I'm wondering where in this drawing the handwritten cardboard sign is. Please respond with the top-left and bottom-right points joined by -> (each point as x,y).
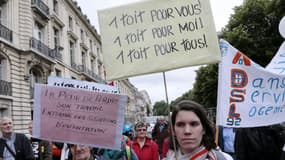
48,76 -> 120,94
98,0 -> 220,80
217,40 -> 285,127
33,84 -> 127,150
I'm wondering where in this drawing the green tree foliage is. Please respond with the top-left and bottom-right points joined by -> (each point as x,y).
170,65 -> 218,110
190,64 -> 218,109
146,103 -> 151,116
221,0 -> 285,66
173,0 -> 285,110
170,90 -> 193,109
152,100 -> 169,116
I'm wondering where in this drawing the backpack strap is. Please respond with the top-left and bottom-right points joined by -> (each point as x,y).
0,139 -> 16,158
4,141 -> 16,158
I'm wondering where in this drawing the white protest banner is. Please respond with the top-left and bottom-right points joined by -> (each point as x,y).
33,84 -> 127,150
266,42 -> 285,74
279,16 -> 285,38
217,40 -> 285,127
98,0 -> 221,80
48,76 -> 120,94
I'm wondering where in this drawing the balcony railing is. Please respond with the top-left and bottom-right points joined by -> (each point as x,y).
78,65 -> 104,82
0,80 -> 12,96
71,62 -> 80,72
30,38 -> 57,60
0,23 -> 12,42
50,46 -> 63,61
31,0 -> 50,19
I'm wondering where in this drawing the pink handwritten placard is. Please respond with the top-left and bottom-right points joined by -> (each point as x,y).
33,84 -> 127,150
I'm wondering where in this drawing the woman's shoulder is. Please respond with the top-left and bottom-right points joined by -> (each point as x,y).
164,149 -> 229,160
163,149 -> 175,160
212,149 -> 230,160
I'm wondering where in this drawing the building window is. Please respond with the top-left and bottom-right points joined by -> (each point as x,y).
0,55 -> 7,81
91,58 -> 95,72
98,63 -> 102,76
53,27 -> 60,47
30,68 -> 42,98
97,47 -> 100,57
55,69 -> 61,77
30,69 -> 41,85
80,29 -> 84,42
0,3 -> 7,25
89,40 -> 93,52
0,103 -> 10,119
34,21 -> 44,42
69,16 -> 73,31
53,0 -> 58,14
70,41 -> 75,64
82,52 -> 86,68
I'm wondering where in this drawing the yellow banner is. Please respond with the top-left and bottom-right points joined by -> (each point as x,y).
98,0 -> 221,80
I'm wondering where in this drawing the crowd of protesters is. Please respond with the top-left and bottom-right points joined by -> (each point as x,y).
0,99 -> 284,160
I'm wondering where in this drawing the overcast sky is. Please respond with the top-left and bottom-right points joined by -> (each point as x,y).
76,0 -> 244,104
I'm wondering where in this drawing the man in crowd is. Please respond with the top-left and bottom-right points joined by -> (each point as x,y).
218,126 -> 236,160
151,116 -> 169,158
67,144 -> 93,160
235,125 -> 284,160
28,121 -> 52,160
0,116 -> 34,159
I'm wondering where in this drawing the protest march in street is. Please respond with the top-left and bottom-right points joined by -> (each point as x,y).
0,0 -> 284,160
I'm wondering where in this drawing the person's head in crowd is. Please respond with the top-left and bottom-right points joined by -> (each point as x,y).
68,144 -> 93,160
0,116 -> 13,138
123,124 -> 134,139
134,122 -> 148,139
158,116 -> 165,125
170,100 -> 216,154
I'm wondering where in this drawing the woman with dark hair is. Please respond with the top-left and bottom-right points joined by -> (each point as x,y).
165,100 -> 226,160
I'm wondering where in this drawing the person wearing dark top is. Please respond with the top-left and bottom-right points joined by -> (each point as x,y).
0,117 -> 34,160
28,121 -> 52,160
151,117 -> 169,158
235,125 -> 284,160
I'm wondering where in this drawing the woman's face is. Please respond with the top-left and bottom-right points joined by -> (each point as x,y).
135,126 -> 147,138
70,145 -> 91,160
174,110 -> 205,154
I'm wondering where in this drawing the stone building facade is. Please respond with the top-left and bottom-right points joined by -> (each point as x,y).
0,0 -> 150,133
0,0 -> 105,133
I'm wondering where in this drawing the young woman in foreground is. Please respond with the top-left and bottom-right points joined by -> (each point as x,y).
165,100 -> 226,160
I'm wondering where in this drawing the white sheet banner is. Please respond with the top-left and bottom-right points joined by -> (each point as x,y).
217,40 -> 285,127
266,41 -> 285,74
48,77 -> 119,94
